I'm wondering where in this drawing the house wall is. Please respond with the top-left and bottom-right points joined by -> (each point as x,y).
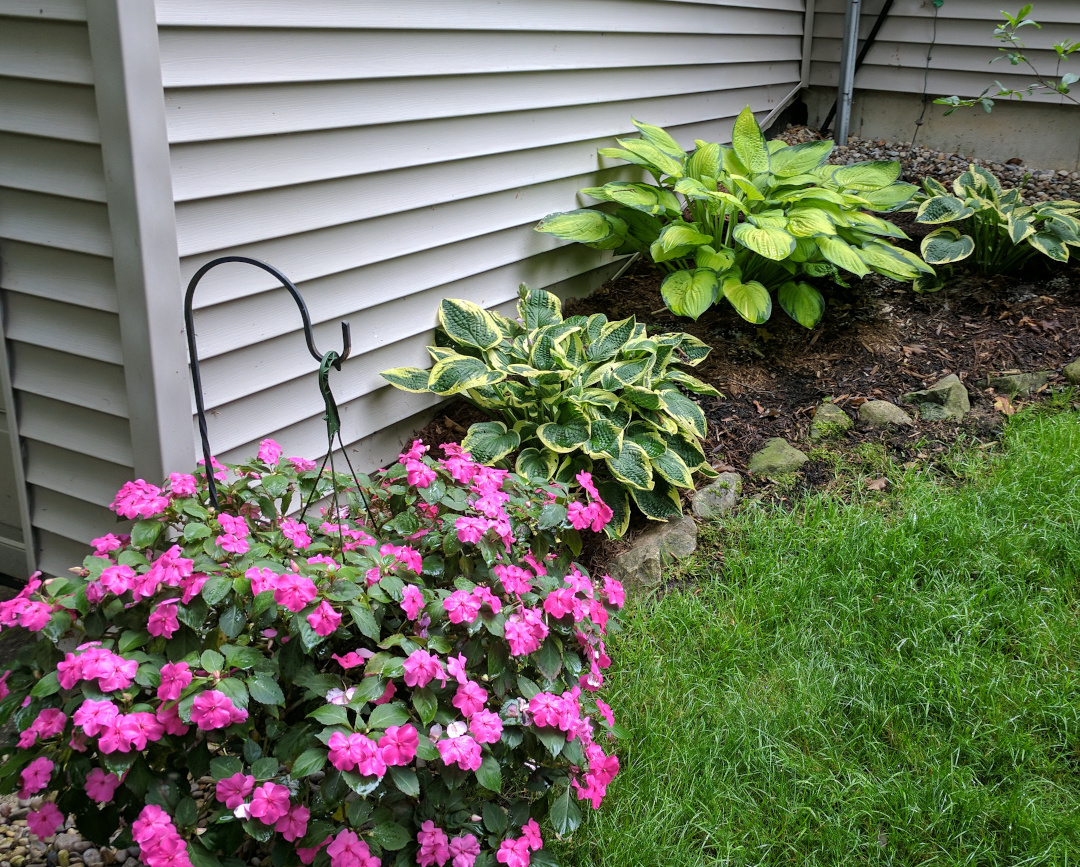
153,0 -> 808,470
806,0 -> 1080,170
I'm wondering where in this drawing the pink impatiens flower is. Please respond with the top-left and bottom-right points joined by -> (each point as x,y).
157,661 -> 193,701
496,837 -> 531,867
436,734 -> 482,772
327,830 -> 380,867
417,820 -> 450,867
306,600 -> 341,636
378,724 -> 419,766
274,803 -> 309,842
85,768 -> 123,803
215,773 -> 255,809
19,756 -> 53,798
248,782 -> 291,825
281,518 -> 312,549
273,574 -> 318,613
449,834 -> 481,867
258,438 -> 283,465
402,584 -> 425,620
190,690 -> 247,731
26,803 -> 63,840
403,649 -> 444,689
169,473 -> 197,497
110,479 -> 169,519
468,709 -> 503,745
147,599 -> 180,638
452,681 -> 488,718
443,590 -> 481,625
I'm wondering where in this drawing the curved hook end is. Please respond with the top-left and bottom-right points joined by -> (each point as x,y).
336,322 -> 352,369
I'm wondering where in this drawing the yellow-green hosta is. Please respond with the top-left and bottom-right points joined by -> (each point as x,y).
381,287 -> 721,533
535,108 -> 930,328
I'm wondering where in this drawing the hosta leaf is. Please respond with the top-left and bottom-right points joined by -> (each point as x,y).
657,388 -> 707,439
596,480 -> 630,539
662,369 -> 721,397
614,207 -> 664,252
728,174 -> 765,201
686,140 -> 720,182
859,182 -> 919,212
518,287 -> 562,330
461,422 -> 520,464
769,140 -> 833,176
554,453 -> 594,487
661,431 -> 708,470
515,448 -> 558,481
626,426 -> 667,459
816,235 -> 871,277
845,211 -> 908,239
673,333 -> 711,366
612,137 -> 685,177
785,208 -> 837,238
653,448 -> 694,488
603,358 -> 652,389
428,355 -> 505,395
632,117 -> 686,158
922,177 -> 950,196
379,366 -> 431,393
721,276 -> 772,324
576,388 -> 620,410
602,182 -> 681,216
586,316 -> 637,362
777,281 -> 825,329
621,386 -> 663,411
661,268 -> 719,320
831,160 -> 901,191
536,422 -> 590,454
694,245 -> 735,271
916,195 -> 975,224
731,106 -> 770,173
855,244 -> 920,281
584,418 -> 622,459
912,272 -> 945,294
732,224 -> 796,261
535,209 -> 627,249
630,478 -> 683,521
920,227 -> 975,265
654,222 -> 713,254
606,440 -> 654,491
438,299 -> 502,350
1028,232 -> 1070,261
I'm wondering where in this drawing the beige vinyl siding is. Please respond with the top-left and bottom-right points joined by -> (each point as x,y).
0,4 -> 133,575
810,0 -> 1080,105
157,0 -> 806,466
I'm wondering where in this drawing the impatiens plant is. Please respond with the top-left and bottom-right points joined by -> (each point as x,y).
901,164 -> 1080,289
380,286 -> 720,531
535,109 -> 931,327
0,438 -> 624,867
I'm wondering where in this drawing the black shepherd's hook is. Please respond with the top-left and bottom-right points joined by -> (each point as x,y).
183,255 -> 352,508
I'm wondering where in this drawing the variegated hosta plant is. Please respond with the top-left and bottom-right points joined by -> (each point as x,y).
535,108 -> 931,328
381,286 -> 720,533
901,164 -> 1080,291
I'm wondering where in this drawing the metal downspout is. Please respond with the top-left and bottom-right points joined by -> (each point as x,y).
837,0 -> 861,143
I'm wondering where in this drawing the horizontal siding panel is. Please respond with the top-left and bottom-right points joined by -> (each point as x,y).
0,133 -> 106,201
4,293 -> 124,365
10,344 -> 129,417
159,29 -> 799,87
25,441 -> 132,509
19,394 -> 134,467
156,1 -> 803,33
165,61 -> 797,143
37,529 -> 96,577
2,0 -> 86,21
0,77 -> 99,143
193,243 -> 610,396
0,16 -> 93,84
0,188 -> 112,256
31,489 -> 121,550
0,242 -> 118,312
170,70 -> 799,199
814,11 -> 1069,50
813,0 -> 1080,25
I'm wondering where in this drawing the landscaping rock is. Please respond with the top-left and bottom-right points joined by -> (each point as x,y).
902,374 -> 970,421
748,438 -> 809,476
692,472 -> 742,519
605,515 -> 698,593
809,402 -> 853,442
1065,359 -> 1080,384
986,370 -> 1051,397
858,400 -> 914,428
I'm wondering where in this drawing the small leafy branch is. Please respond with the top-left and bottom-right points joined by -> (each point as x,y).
936,5 -> 1079,114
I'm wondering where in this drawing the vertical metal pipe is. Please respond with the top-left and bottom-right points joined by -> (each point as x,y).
837,0 -> 862,143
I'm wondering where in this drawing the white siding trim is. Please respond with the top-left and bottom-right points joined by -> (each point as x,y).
86,0 -> 195,481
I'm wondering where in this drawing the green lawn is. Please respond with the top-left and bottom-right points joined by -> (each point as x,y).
555,404 -> 1080,866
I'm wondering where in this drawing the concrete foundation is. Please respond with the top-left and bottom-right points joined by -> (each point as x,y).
804,87 -> 1080,172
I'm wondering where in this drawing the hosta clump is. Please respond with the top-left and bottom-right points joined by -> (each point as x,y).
0,439 -> 623,867
901,164 -> 1080,289
536,108 -> 931,328
380,286 -> 720,532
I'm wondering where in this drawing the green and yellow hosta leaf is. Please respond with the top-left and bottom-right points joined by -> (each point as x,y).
461,422 -> 520,464
816,236 -> 871,277
780,188 -> 849,207
785,208 -> 837,238
661,431 -> 708,471
428,355 -> 506,395
920,226 -> 975,265
777,281 -> 825,329
916,196 -> 975,224
631,118 -> 686,159
844,211 -> 908,239
661,268 -> 719,321
586,316 -> 637,362
584,419 -> 623,460
672,334 -> 711,366
662,369 -> 722,397
859,182 -> 919,212
732,106 -> 770,173
607,137 -> 684,178
626,424 -> 667,459
922,177 -> 950,197
831,160 -> 902,191
379,366 -> 431,393
575,388 -> 620,411
912,272 -> 945,294
630,478 -> 682,521
537,421 -> 590,454
728,175 -> 765,202
686,141 -> 720,182
621,386 -> 663,411
535,209 -> 627,249
788,236 -> 820,263
554,453 -> 594,487
614,208 -> 664,253
653,222 -> 714,256
657,387 -> 708,440
722,275 -> 772,325
653,448 -> 694,488
603,358 -> 653,389
602,182 -> 682,217
439,299 -> 503,350
1028,232 -> 1070,262
606,440 -> 654,491
518,287 -> 562,330
515,447 -> 558,481
596,480 -> 631,539
855,244 -> 918,281
694,245 -> 736,271
732,223 -> 796,261
769,140 -> 834,176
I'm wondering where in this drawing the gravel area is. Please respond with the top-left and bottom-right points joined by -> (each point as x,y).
0,797 -> 130,867
776,125 -> 1080,202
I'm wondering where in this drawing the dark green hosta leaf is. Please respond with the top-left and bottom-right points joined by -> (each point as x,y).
777,281 -> 825,329
916,195 -> 975,224
662,369 -> 721,397
438,298 -> 502,350
380,365 -> 433,393
614,207 -> 663,253
657,388 -> 707,440
606,440 -> 653,491
631,477 -> 683,521
721,276 -> 772,324
535,209 -> 627,250
536,422 -> 589,454
1028,232 -> 1070,262
461,422 -> 520,464
653,448 -> 694,488
515,447 -> 558,481
596,480 -> 630,539
921,227 -> 975,265
584,418 -> 622,459
620,386 -> 662,411
661,268 -> 718,320
428,355 -> 505,396
518,286 -> 562,330
604,358 -> 652,389
585,316 -> 637,362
